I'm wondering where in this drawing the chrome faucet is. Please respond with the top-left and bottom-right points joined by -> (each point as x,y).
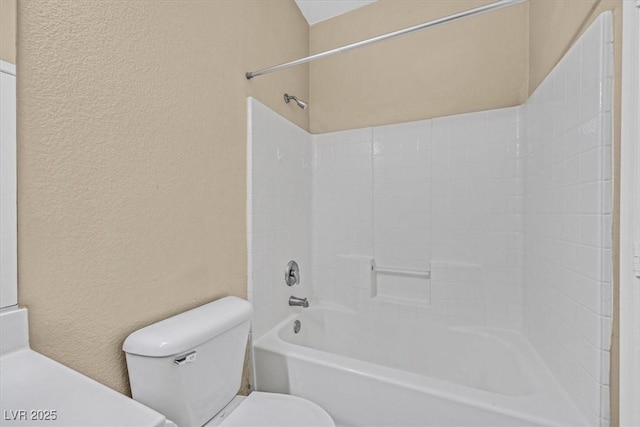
289,296 -> 309,308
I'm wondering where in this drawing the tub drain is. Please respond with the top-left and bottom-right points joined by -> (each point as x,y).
293,320 -> 301,334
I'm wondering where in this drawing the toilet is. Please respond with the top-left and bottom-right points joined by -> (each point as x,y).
123,296 -> 335,427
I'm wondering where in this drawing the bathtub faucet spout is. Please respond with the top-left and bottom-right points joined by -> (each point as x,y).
289,296 -> 309,308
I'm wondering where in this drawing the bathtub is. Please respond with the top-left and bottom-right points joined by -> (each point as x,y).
252,305 -> 587,426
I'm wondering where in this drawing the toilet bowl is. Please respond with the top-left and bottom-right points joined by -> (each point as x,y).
123,296 -> 334,427
206,392 -> 334,426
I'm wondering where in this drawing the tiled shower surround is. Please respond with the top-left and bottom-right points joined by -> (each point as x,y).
248,13 -> 612,426
247,100 -> 312,338
523,16 -> 613,425
312,107 -> 523,328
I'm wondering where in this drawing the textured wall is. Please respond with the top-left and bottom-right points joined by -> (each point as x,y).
16,0 -> 308,395
0,0 -> 16,63
308,0 -> 529,133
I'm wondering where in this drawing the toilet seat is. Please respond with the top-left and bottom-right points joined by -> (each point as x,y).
213,392 -> 335,427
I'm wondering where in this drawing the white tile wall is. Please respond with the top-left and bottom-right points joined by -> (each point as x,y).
247,98 -> 313,339
312,107 -> 523,329
431,107 -> 524,328
312,128 -> 373,305
523,13 -> 613,426
373,120 -> 432,272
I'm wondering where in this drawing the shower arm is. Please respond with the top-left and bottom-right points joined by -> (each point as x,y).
245,0 -> 526,80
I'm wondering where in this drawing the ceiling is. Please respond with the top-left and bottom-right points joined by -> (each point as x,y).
294,0 -> 377,26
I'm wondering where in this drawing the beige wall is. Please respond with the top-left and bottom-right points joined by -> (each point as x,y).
0,0 -> 16,63
16,0 -> 308,395
309,0 -> 529,134
529,1 -> 622,425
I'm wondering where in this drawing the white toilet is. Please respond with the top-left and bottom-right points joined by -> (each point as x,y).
123,296 -> 335,427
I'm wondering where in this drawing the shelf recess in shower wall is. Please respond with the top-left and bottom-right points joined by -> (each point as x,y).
371,264 -> 431,307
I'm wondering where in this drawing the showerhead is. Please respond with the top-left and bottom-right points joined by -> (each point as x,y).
284,93 -> 308,110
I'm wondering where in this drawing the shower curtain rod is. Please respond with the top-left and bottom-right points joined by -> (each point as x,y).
245,0 -> 526,80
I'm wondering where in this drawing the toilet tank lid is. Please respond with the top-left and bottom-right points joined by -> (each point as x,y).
123,296 -> 253,357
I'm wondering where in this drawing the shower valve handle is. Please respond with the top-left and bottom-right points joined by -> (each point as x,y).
285,260 -> 300,286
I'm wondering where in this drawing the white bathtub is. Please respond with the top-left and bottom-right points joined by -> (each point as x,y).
252,306 -> 587,426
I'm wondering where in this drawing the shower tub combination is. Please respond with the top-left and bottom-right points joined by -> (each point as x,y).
247,1 -> 612,425
252,306 -> 586,426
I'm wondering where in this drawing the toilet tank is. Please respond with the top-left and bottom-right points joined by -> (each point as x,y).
123,296 -> 253,427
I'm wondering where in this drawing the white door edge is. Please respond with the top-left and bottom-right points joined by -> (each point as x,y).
619,1 -> 640,425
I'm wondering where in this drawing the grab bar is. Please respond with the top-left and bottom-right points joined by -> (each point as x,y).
372,265 -> 431,278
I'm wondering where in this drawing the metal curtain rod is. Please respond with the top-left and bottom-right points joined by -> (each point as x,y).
245,0 -> 526,80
